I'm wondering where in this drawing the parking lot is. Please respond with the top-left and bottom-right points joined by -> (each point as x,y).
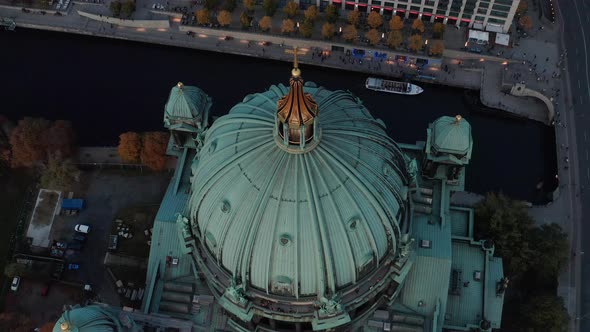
12,169 -> 170,324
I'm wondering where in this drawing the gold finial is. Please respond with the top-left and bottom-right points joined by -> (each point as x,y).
60,322 -> 71,332
454,115 -> 462,123
177,82 -> 184,89
291,46 -> 301,78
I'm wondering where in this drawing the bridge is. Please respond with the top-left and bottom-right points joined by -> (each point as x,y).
0,17 -> 16,31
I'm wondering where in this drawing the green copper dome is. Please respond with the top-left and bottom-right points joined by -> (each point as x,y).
53,305 -> 123,332
164,82 -> 211,128
430,115 -> 473,155
188,81 -> 410,298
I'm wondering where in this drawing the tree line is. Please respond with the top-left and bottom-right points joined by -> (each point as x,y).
475,192 -> 570,330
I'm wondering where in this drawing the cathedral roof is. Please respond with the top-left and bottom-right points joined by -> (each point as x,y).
430,115 -> 472,155
53,305 -> 123,332
188,81 -> 410,297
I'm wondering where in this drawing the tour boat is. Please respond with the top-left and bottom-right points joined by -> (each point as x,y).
365,77 -> 423,95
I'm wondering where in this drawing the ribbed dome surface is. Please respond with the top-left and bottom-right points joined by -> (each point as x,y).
431,115 -> 472,154
53,305 -> 121,332
189,82 -> 409,297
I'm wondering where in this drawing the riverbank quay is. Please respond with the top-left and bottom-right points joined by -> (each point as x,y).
1,3 -> 555,125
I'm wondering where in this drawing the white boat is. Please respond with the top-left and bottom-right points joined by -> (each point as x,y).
365,77 -> 424,95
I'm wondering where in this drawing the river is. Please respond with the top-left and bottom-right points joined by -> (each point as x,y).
0,28 -> 557,202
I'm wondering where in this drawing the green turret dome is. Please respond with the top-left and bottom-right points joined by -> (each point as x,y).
53,305 -> 123,332
430,115 -> 473,156
188,80 -> 410,301
164,82 -> 211,129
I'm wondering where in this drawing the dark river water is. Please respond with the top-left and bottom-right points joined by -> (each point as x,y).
0,28 -> 557,202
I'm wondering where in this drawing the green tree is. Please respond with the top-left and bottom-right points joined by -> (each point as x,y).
259,15 -> 272,31
432,22 -> 445,38
304,5 -> 318,23
262,0 -> 278,16
205,0 -> 219,9
520,294 -> 569,330
223,0 -> 237,12
367,11 -> 382,29
389,15 -> 403,31
283,0 -> 299,18
109,1 -> 121,17
325,4 -> 339,23
365,28 -> 380,45
39,154 -> 80,191
4,263 -> 27,278
529,223 -> 569,277
239,11 -> 251,28
120,0 -> 135,18
475,192 -> 536,276
387,30 -> 403,49
300,19 -> 313,38
347,9 -> 360,27
321,22 -> 335,39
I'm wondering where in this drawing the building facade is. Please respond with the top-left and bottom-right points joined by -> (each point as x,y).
54,58 -> 506,332
305,0 -> 520,33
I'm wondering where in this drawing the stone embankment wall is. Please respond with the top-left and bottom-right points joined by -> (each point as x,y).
78,10 -> 170,28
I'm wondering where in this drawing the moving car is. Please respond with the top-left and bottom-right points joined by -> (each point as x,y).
10,276 -> 20,291
74,224 -> 90,233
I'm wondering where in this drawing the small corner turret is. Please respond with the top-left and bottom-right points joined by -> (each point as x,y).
275,47 -> 319,152
163,81 -> 212,151
422,115 -> 473,187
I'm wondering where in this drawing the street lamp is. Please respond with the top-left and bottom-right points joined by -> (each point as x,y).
382,32 -> 385,39
425,39 -> 428,45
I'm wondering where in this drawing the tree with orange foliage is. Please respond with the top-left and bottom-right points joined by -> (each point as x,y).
118,131 -> 142,163
259,15 -> 272,31
519,15 -> 532,31
304,5 -> 318,23
429,40 -> 444,56
343,24 -> 358,42
365,28 -> 380,45
196,9 -> 210,25
281,18 -> 295,34
367,11 -> 383,29
389,16 -> 403,31
321,22 -> 335,39
39,322 -> 55,332
45,120 -> 76,158
141,132 -> 170,171
408,34 -> 423,52
217,10 -> 232,27
9,117 -> 51,168
0,312 -> 34,332
283,0 -> 298,18
348,10 -> 360,27
411,18 -> 424,33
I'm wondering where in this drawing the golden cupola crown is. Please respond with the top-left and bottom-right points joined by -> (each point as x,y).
276,47 -> 319,151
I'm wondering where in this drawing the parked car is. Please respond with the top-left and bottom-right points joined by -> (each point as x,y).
10,276 -> 20,291
67,242 -> 83,250
74,224 -> 90,233
73,234 -> 87,242
68,263 -> 80,270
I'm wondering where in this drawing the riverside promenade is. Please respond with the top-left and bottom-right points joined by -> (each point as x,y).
0,1 -> 582,330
